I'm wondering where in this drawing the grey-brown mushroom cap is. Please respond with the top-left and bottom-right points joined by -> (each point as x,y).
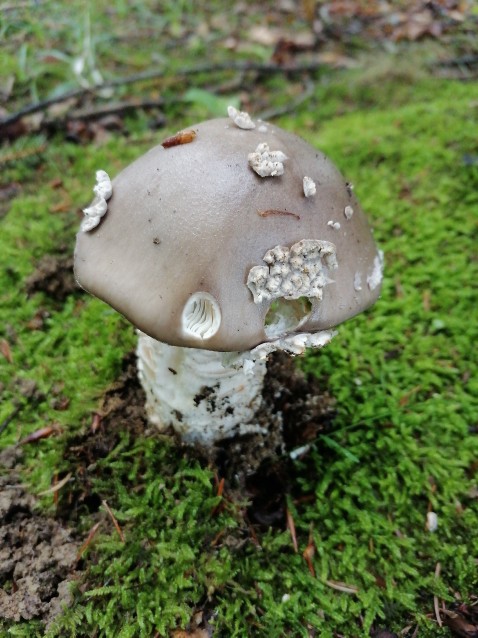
74,117 -> 382,352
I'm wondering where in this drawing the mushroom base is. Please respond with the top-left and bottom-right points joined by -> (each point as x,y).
136,332 -> 268,446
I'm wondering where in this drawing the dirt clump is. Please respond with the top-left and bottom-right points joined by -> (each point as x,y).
215,352 -> 335,525
25,253 -> 78,302
58,351 -> 148,520
0,455 -> 80,624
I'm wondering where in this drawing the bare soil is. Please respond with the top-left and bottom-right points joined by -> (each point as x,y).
25,252 -> 78,302
0,447 -> 80,625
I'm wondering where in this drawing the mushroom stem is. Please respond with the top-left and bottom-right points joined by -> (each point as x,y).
136,332 -> 268,446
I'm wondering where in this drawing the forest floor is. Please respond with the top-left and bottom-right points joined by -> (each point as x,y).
1,1 -> 478,637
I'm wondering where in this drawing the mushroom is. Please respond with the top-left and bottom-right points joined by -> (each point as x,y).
74,110 -> 383,447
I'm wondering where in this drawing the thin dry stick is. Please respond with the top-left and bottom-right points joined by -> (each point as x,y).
46,99 -> 166,125
434,596 -> 443,627
38,472 -> 71,496
434,562 -> 443,627
77,522 -> 102,560
0,144 -> 47,165
303,531 -> 316,577
258,80 -> 316,121
286,508 -> 299,553
211,477 -> 225,516
324,580 -> 359,594
0,60 -> 323,130
102,499 -> 125,543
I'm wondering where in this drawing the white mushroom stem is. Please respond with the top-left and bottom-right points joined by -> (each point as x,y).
136,327 -> 336,447
137,332 -> 268,446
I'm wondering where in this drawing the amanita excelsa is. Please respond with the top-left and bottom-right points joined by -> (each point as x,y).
74,107 -> 383,447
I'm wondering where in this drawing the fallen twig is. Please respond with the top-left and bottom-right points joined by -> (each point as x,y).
286,508 -> 299,553
46,99 -> 165,125
77,522 -> 102,560
38,472 -> 72,496
1,89 -> 88,131
434,562 -> 443,628
19,424 -> 60,445
211,476 -> 225,516
257,80 -> 315,121
303,533 -> 316,577
0,60 -> 323,131
0,143 -> 47,165
102,499 -> 125,543
324,579 -> 359,594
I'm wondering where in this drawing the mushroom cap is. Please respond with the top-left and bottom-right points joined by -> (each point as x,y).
74,117 -> 382,352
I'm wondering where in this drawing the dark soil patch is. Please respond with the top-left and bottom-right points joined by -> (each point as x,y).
218,352 -> 336,526
57,351 -> 148,521
59,349 -> 335,530
441,600 -> 478,638
0,448 -> 80,625
25,253 -> 78,302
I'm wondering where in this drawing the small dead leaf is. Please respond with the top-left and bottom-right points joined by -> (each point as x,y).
303,537 -> 315,576
398,385 -> 421,407
27,309 -> 49,330
302,0 -> 316,22
19,425 -> 59,445
316,51 -> 357,68
0,339 -> 13,363
442,609 -> 478,638
422,289 -> 431,312
50,198 -> 71,213
286,508 -> 298,553
65,120 -> 96,144
90,412 -> 102,433
52,395 -> 70,411
77,521 -> 102,560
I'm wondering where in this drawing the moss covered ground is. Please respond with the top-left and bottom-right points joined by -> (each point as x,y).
1,2 -> 477,637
